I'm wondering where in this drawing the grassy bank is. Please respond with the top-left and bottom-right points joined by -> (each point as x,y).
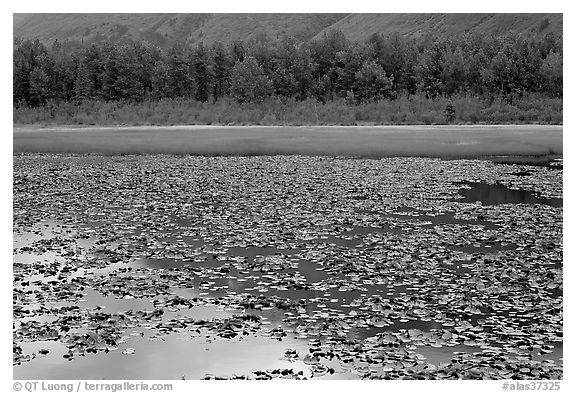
13,125 -> 563,158
13,94 -> 563,127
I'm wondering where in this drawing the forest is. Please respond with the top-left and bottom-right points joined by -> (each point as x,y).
13,30 -> 563,125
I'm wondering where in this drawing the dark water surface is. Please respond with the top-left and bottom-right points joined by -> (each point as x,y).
486,155 -> 563,169
456,181 -> 563,207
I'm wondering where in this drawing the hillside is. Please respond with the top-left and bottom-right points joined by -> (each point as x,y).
314,13 -> 563,41
13,13 -> 346,46
14,13 -> 562,47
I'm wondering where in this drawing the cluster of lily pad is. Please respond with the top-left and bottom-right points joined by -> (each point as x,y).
13,154 -> 562,379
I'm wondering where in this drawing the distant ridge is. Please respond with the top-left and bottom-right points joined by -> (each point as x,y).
14,13 -> 562,46
314,13 -> 562,41
13,13 -> 347,46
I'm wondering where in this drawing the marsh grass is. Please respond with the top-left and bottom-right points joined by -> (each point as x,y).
13,94 -> 562,127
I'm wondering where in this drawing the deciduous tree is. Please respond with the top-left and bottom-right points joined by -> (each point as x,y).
230,56 -> 273,103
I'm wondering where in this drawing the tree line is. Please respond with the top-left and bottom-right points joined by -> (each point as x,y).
13,30 -> 562,108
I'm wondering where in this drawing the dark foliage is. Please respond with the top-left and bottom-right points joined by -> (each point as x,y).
13,31 -> 562,109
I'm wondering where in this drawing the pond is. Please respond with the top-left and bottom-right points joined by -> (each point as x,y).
13,155 -> 562,380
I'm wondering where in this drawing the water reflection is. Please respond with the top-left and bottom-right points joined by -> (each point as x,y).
14,334 -> 314,380
455,182 -> 562,207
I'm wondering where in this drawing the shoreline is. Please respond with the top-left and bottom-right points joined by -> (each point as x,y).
13,124 -> 564,133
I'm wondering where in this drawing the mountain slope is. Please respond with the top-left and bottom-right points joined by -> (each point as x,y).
313,13 -> 563,41
14,13 -> 562,47
13,13 -> 347,46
